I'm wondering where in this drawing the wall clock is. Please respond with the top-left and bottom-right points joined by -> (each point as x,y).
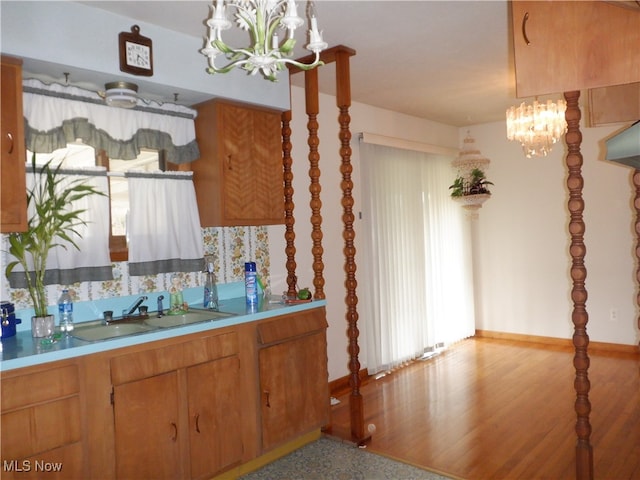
119,25 -> 153,77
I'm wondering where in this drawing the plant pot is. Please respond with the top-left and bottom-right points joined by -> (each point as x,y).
453,193 -> 491,210
31,314 -> 55,338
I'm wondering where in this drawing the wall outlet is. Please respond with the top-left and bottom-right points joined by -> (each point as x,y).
609,308 -> 618,322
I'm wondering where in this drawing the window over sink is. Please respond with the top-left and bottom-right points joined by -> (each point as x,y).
27,142 -> 162,261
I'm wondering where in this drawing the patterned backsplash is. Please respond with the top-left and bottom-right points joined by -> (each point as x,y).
1,226 -> 270,310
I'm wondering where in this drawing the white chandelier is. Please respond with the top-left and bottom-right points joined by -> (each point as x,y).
201,0 -> 328,81
506,99 -> 568,158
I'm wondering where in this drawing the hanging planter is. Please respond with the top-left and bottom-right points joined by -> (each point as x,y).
452,193 -> 491,210
449,133 -> 493,210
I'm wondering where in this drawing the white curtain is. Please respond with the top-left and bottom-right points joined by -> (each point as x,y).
7,166 -> 113,288
127,171 -> 204,276
360,142 -> 475,375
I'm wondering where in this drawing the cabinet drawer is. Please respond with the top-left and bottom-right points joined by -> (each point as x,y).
111,331 -> 239,385
1,396 -> 81,459
257,308 -> 327,345
1,364 -> 79,412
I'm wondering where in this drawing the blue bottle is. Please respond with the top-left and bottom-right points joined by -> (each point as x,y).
245,262 -> 259,306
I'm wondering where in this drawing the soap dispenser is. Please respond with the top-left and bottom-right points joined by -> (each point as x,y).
203,262 -> 218,310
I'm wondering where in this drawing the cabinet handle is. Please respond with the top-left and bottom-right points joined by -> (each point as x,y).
6,133 -> 13,154
170,422 -> 178,442
522,11 -> 531,46
195,413 -> 201,433
227,154 -> 233,170
264,390 -> 271,408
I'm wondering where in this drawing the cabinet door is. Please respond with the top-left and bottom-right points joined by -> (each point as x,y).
0,56 -> 27,232
187,356 -> 243,479
251,107 -> 285,222
1,363 -> 83,477
219,103 -> 284,225
259,332 -> 330,451
192,100 -> 284,226
113,372 -> 181,480
219,103 -> 257,223
511,1 -> 640,98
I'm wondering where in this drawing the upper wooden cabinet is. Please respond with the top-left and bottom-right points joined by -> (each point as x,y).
511,1 -> 640,98
587,82 -> 640,126
192,99 -> 285,227
1,55 -> 27,233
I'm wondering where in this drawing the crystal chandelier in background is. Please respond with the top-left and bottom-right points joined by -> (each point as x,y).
201,0 -> 328,81
506,99 -> 568,158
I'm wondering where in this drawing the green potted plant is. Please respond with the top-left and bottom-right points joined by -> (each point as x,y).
448,176 -> 465,197
5,154 -> 105,337
467,168 -> 494,195
449,168 -> 494,197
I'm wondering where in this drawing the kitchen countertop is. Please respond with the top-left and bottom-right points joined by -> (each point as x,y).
0,296 -> 326,372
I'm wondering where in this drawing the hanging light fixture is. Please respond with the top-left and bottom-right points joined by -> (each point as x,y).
103,81 -> 138,109
506,99 -> 568,158
200,0 -> 328,82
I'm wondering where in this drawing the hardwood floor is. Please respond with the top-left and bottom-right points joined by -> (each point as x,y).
328,337 -> 640,480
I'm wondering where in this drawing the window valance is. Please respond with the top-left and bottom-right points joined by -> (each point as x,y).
23,79 -> 200,164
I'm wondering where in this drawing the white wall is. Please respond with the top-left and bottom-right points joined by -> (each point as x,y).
470,119 -> 639,346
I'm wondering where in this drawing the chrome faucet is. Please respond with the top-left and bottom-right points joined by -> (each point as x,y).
122,296 -> 148,317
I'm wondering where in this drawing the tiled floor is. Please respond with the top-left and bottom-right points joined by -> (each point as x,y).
239,436 -> 453,480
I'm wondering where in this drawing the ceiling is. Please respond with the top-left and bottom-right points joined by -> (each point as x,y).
72,0 -> 520,127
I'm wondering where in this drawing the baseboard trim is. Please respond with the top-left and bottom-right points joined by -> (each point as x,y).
213,429 -> 321,480
329,368 -> 372,398
475,329 -> 640,355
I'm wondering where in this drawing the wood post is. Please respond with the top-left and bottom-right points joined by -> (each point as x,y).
564,90 -> 594,480
281,110 -> 298,298
334,48 -> 366,443
634,170 -> 640,334
304,67 -> 325,300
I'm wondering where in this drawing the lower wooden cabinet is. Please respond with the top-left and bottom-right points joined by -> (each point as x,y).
110,331 -> 243,480
0,307 -> 329,479
187,356 -> 243,479
257,308 -> 330,451
113,371 -> 182,479
0,362 -> 85,479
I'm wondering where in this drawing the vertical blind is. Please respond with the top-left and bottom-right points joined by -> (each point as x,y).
360,141 -> 475,375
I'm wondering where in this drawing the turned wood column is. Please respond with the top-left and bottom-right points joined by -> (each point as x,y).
281,110 -> 298,297
304,68 -> 326,300
334,48 -> 365,443
634,170 -> 640,333
564,90 -> 593,480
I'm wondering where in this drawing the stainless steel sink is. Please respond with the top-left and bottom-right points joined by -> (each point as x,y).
144,309 -> 234,328
72,322 -> 156,342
